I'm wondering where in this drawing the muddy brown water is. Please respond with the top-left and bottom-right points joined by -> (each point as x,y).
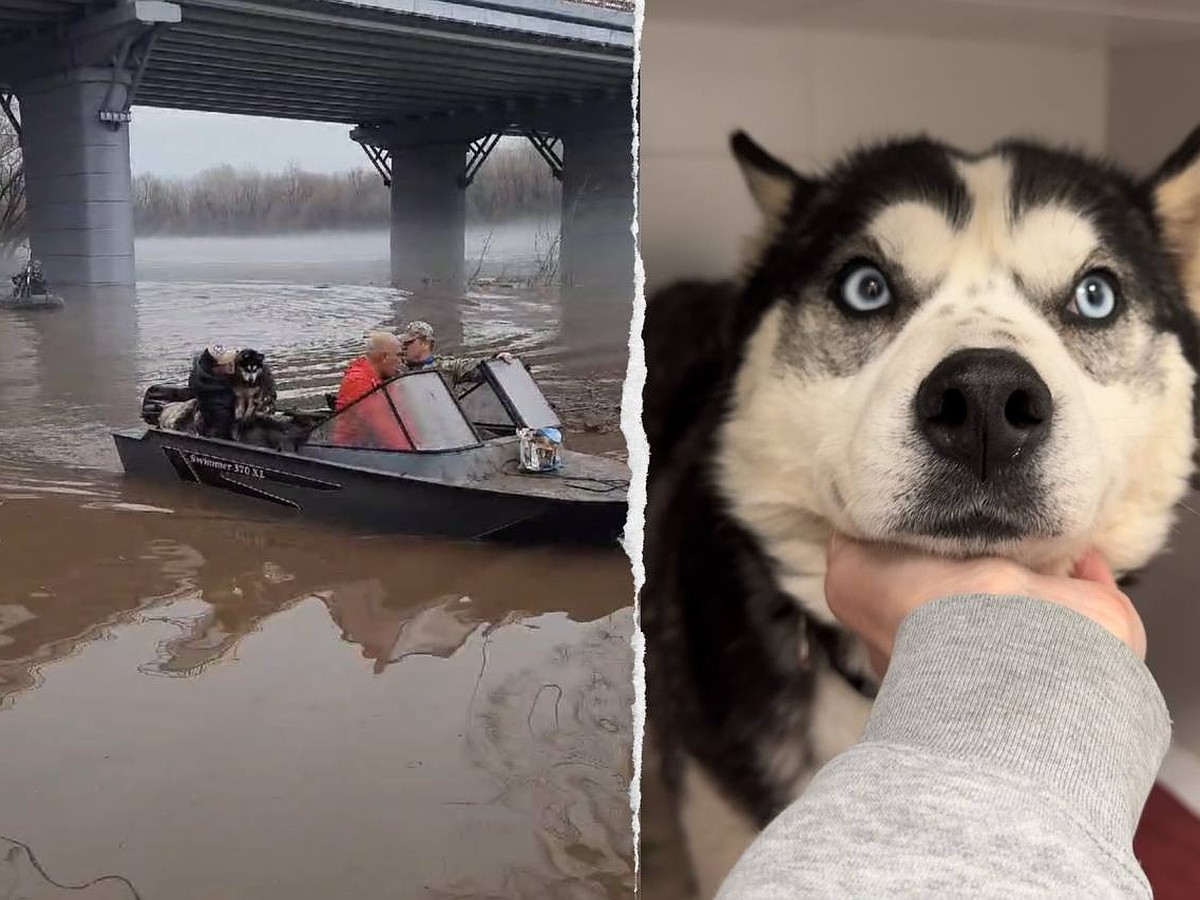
0,229 -> 635,899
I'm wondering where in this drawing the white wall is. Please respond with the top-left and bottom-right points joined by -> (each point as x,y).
1107,41 -> 1200,172
640,21 -> 1108,288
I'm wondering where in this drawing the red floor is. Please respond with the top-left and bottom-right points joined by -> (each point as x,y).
1135,784 -> 1200,897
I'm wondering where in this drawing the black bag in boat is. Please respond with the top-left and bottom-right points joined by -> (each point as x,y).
141,384 -> 194,426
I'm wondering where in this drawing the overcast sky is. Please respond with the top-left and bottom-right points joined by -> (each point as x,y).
130,107 -> 366,178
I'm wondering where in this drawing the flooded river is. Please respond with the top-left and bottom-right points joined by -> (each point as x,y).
0,226 -> 635,899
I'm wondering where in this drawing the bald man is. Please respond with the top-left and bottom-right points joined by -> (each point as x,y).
331,331 -> 412,450
335,332 -> 402,412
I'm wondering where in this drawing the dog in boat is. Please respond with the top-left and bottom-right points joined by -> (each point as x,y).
229,348 -> 274,429
158,347 -> 284,446
641,125 -> 1200,897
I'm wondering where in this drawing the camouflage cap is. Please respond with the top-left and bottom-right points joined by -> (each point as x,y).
399,320 -> 435,343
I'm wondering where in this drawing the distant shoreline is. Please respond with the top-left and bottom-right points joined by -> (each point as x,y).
132,142 -> 559,240
0,132 -> 563,251
131,211 -> 558,240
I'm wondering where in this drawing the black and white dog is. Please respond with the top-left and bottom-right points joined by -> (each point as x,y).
642,126 -> 1200,896
159,347 -> 281,445
230,347 -> 274,431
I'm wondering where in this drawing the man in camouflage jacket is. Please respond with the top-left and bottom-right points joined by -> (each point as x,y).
397,320 -> 513,386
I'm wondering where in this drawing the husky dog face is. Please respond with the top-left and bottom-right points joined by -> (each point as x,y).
719,129 -> 1200,620
235,348 -> 265,386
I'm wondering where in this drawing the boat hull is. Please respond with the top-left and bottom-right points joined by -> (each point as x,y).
0,293 -> 65,310
113,428 -> 626,546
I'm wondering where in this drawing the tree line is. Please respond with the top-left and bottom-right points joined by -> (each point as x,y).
134,139 -> 560,235
0,126 -> 561,247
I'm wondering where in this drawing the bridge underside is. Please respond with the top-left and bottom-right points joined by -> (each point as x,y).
353,99 -> 632,291
0,0 -> 634,293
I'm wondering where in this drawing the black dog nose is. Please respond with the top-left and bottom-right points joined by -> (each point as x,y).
915,348 -> 1052,482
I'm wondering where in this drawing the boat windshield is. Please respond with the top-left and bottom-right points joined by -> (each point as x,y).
307,371 -> 480,452
457,359 -> 560,433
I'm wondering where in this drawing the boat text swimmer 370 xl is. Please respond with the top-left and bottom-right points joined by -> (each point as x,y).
112,359 -> 628,545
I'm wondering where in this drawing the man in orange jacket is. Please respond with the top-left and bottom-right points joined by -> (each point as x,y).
332,331 -> 412,450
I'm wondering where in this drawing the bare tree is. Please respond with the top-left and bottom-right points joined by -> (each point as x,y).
129,137 -> 558,236
0,113 -> 26,252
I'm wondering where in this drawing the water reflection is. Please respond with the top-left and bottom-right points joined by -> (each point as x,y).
0,495 -> 633,898
320,585 -> 482,675
460,611 -> 633,899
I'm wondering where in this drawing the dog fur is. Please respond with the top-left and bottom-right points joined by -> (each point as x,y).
230,348 -> 273,436
642,125 -> 1200,897
159,397 -> 201,433
158,348 -> 277,444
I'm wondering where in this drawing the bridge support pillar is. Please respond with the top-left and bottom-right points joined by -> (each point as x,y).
556,112 -> 634,358
389,141 -> 468,290
560,119 -> 634,290
19,70 -> 136,288
5,0 -> 178,291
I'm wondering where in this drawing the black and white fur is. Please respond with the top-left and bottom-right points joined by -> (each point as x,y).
642,126 -> 1200,897
159,348 -> 277,443
231,348 -> 272,432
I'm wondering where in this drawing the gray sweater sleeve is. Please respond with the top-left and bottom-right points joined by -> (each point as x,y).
716,594 -> 1171,899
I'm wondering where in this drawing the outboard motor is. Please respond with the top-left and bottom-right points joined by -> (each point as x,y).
518,426 -> 563,473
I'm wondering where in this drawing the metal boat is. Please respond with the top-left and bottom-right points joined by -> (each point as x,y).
113,359 -> 628,545
0,292 -> 65,310
5,259 -> 64,310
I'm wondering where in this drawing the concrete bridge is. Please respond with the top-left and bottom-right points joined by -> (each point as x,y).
0,0 -> 635,291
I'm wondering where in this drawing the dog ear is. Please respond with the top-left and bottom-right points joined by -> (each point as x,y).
1148,124 -> 1200,313
730,131 -> 815,221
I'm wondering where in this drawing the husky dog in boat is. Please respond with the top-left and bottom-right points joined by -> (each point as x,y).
230,348 -> 275,432
641,125 -> 1200,897
157,347 -> 278,442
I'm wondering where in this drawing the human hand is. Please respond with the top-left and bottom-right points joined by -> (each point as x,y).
824,535 -> 1146,677
494,351 -> 514,363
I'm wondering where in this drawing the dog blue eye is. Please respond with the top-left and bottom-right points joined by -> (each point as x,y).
839,265 -> 892,313
1071,272 -> 1118,321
